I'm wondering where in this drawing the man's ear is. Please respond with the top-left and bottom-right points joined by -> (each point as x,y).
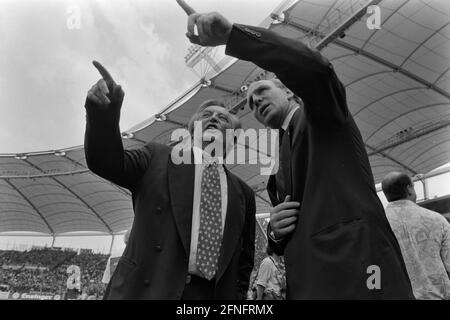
285,89 -> 294,99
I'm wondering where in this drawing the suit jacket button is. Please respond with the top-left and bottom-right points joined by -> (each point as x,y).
155,245 -> 162,252
143,279 -> 150,286
156,207 -> 162,214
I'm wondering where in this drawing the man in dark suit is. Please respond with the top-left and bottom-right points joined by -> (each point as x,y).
180,3 -> 414,299
84,61 -> 255,299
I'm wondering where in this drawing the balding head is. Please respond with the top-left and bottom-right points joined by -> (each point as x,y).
381,172 -> 416,202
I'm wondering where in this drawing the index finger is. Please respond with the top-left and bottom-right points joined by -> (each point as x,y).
176,0 -> 196,15
92,60 -> 115,84
274,201 -> 300,212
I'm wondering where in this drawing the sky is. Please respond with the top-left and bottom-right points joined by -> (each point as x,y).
0,0 -> 283,253
0,0 -> 282,154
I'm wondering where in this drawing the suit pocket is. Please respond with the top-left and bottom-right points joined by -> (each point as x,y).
309,218 -> 367,297
310,218 -> 363,240
109,257 -> 137,295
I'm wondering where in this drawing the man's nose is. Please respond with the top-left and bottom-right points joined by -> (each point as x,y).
253,95 -> 263,108
209,112 -> 220,122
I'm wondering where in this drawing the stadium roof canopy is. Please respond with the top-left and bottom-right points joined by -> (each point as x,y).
0,0 -> 449,236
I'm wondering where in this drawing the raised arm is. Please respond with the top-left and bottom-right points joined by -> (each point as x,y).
176,0 -> 349,126
226,24 -> 348,126
84,61 -> 151,191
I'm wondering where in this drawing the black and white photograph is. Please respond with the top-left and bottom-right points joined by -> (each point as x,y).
0,0 -> 449,307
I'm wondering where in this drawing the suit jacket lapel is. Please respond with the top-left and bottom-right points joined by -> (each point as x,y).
270,108 -> 304,203
290,107 -> 304,149
167,151 -> 195,256
267,174 -> 280,206
216,169 -> 245,281
280,129 -> 292,198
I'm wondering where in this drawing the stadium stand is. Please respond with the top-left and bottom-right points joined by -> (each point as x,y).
0,248 -> 108,299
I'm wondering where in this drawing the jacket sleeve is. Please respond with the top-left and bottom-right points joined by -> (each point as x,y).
225,24 -> 349,128
237,188 -> 256,299
84,97 -> 151,191
267,223 -> 288,255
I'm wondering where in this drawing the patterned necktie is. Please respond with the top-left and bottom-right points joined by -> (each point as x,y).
197,162 -> 223,280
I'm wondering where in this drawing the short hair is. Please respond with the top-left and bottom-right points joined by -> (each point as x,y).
187,99 -> 242,134
247,78 -> 303,110
381,172 -> 413,202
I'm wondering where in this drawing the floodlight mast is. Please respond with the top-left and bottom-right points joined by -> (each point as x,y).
184,45 -> 221,84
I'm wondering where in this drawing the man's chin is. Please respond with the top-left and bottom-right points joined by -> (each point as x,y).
203,130 -> 224,141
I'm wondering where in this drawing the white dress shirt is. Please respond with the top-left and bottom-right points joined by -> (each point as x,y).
188,147 -> 228,277
281,106 -> 299,131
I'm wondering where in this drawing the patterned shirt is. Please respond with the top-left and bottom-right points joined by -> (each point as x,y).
385,200 -> 450,299
255,256 -> 286,299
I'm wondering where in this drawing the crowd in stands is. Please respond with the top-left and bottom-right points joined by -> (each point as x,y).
0,218 -> 272,300
0,248 -> 109,298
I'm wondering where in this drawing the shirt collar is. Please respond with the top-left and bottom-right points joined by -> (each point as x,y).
386,199 -> 416,208
281,106 -> 299,131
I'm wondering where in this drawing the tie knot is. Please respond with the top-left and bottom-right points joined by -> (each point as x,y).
206,161 -> 219,168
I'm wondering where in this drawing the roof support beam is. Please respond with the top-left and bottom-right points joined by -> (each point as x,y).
368,120 -> 450,156
22,159 -> 113,235
367,105 -> 450,147
1,169 -> 89,179
365,144 -> 418,175
314,0 -> 383,50
281,12 -> 449,173
399,22 -> 449,68
335,41 -> 450,100
63,155 -> 131,197
283,19 -> 450,101
360,0 -> 410,50
3,179 -> 54,235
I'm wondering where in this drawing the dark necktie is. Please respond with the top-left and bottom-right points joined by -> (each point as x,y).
197,162 -> 222,280
276,127 -> 292,201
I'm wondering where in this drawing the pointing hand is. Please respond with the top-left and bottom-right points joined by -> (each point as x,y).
87,61 -> 124,110
176,0 -> 232,47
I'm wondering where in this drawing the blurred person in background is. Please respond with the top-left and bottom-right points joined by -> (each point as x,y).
254,246 -> 286,300
382,172 -> 450,299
